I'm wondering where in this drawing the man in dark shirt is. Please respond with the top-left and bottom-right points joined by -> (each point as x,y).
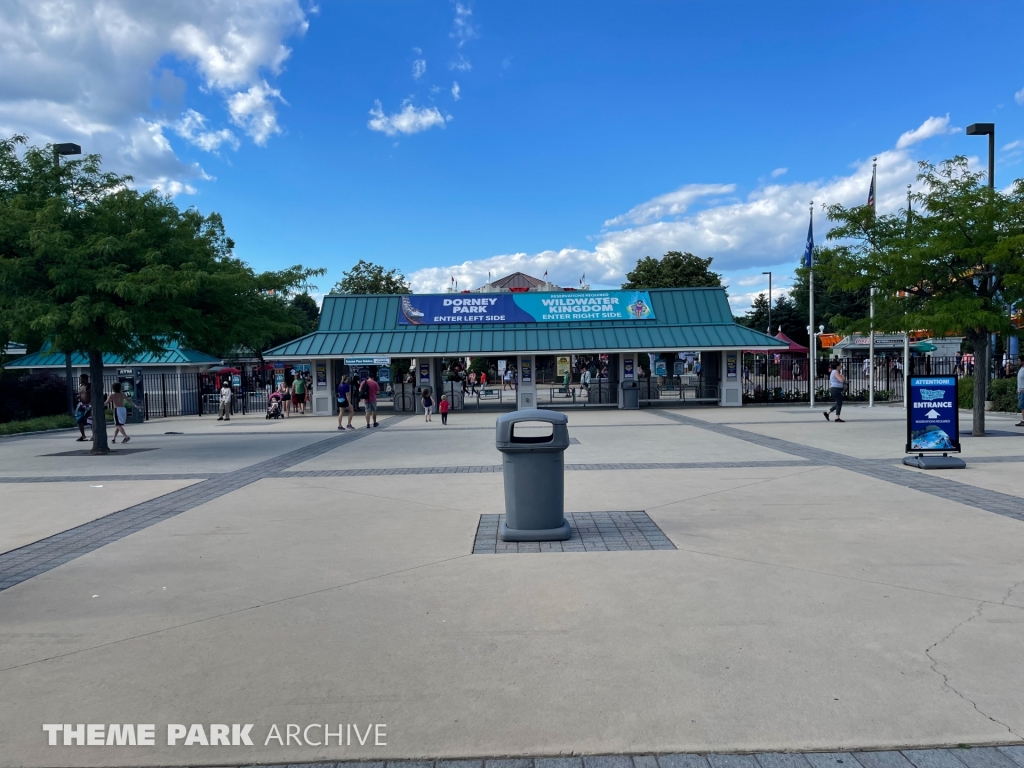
75,374 -> 91,442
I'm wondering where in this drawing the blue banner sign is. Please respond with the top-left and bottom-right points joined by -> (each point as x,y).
398,291 -> 656,325
907,376 -> 960,453
344,356 -> 391,366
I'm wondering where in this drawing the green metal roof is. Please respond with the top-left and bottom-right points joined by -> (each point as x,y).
265,288 -> 786,358
7,339 -> 222,368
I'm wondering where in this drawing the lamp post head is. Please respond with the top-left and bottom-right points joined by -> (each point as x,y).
54,143 -> 81,156
966,123 -> 994,136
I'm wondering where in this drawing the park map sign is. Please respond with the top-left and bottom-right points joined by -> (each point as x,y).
398,290 -> 656,325
906,376 -> 961,453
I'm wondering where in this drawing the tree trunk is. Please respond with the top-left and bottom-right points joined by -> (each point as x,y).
970,333 -> 987,436
89,350 -> 110,455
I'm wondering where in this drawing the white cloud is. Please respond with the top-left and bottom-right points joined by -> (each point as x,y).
173,109 -> 239,152
409,116 -> 958,295
1016,87 -> 1024,106
412,59 -> 427,80
0,0 -> 308,190
1004,140 -> 1021,151
449,54 -> 472,72
895,114 -> 956,149
771,167 -> 787,178
367,100 -> 450,137
450,2 -> 477,47
603,184 -> 736,227
451,81 -> 461,101
227,81 -> 286,145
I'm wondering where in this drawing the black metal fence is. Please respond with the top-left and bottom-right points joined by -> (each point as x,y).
739,354 -> 996,404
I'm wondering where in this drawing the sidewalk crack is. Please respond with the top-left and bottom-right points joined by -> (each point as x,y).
925,596 -> 1023,740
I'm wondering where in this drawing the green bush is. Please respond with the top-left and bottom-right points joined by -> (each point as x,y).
0,414 -> 76,436
956,375 -> 1018,412
959,376 -> 974,409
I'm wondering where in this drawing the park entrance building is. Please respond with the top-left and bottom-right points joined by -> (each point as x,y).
264,286 -> 786,414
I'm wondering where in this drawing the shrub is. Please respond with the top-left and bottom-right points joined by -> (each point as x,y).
956,375 -> 1017,412
0,414 -> 76,435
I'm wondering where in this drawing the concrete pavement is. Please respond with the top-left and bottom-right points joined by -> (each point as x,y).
0,404 -> 1021,767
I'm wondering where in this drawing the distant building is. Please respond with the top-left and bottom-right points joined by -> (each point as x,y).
468,271 -> 582,293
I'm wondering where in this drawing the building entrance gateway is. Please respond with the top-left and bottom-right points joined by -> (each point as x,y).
263,283 -> 786,410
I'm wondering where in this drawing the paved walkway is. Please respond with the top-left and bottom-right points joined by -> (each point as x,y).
0,405 -> 1022,767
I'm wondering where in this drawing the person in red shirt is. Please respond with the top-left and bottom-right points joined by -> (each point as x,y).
480,371 -> 487,389
439,393 -> 450,425
360,375 -> 380,428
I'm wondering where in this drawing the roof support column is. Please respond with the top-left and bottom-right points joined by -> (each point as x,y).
516,355 -> 536,410
719,350 -> 742,406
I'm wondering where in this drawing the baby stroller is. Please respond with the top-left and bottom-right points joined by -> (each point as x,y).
266,392 -> 283,419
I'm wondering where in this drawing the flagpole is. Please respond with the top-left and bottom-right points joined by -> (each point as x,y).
868,158 -> 877,408
808,201 -> 815,410
903,184 -> 911,410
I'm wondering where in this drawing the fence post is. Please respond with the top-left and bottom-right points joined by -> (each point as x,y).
197,372 -> 203,416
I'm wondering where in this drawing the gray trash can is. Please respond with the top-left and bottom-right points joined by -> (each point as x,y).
620,380 -> 639,409
496,409 -> 571,541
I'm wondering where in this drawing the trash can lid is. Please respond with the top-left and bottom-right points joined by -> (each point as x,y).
495,409 -> 568,427
495,408 -> 570,449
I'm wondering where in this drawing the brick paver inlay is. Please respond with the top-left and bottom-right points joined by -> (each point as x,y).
472,511 -> 676,553
0,416 -> 411,592
167,745 -> 1024,768
654,411 -> 1024,522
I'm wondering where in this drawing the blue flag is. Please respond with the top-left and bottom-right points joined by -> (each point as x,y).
801,211 -> 814,268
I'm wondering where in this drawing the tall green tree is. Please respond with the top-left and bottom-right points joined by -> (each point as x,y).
815,157 -> 1024,435
0,135 -> 323,453
333,260 -> 411,294
217,270 -> 325,379
622,251 -> 723,289
291,292 -> 321,332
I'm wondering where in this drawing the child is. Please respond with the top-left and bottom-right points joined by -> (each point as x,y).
421,388 -> 433,422
439,394 -> 449,425
105,382 -> 130,444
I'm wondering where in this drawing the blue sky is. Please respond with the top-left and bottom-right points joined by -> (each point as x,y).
2,0 -> 1023,316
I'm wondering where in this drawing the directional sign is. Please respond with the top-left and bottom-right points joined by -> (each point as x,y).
906,376 -> 960,454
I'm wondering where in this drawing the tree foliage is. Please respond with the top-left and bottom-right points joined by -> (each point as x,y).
814,156 -> 1024,434
0,135 -> 323,452
332,260 -> 411,294
622,251 -> 723,290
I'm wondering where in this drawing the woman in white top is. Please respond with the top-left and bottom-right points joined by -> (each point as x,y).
823,362 -> 846,422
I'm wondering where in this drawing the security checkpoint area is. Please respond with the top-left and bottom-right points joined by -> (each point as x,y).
263,286 -> 787,413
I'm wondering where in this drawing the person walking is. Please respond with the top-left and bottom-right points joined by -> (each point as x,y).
280,380 -> 292,417
293,374 -> 306,414
337,374 -> 355,430
1016,355 -> 1024,427
439,394 -> 449,425
581,367 -> 592,398
421,388 -> 433,422
217,380 -> 233,421
503,367 -> 513,390
361,374 -> 379,428
468,371 -> 477,395
75,373 -> 91,442
105,382 -> 130,443
823,361 -> 846,422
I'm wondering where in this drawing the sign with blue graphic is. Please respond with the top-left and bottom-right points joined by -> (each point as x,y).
397,291 -> 656,325
906,377 -> 960,453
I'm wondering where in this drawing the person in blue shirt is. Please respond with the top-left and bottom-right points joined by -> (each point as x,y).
337,375 -> 354,430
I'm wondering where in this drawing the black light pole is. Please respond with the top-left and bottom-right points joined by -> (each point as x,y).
54,143 -> 82,416
965,123 -> 995,191
762,271 -> 772,334
966,123 -> 996,405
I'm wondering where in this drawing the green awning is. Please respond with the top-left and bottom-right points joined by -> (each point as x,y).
6,340 -> 222,368
265,288 -> 787,358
